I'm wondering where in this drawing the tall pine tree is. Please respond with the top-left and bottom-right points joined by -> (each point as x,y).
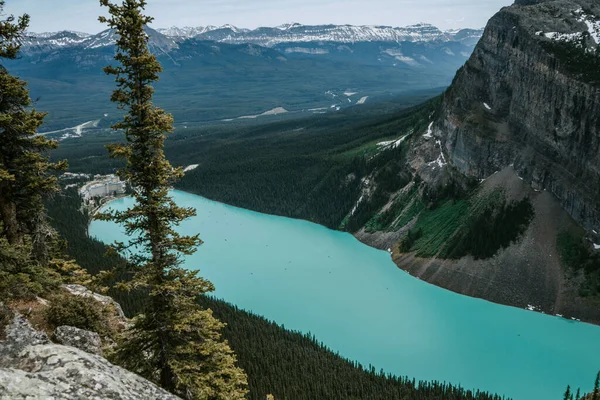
0,0 -> 66,262
97,1 -> 247,398
0,0 -> 70,303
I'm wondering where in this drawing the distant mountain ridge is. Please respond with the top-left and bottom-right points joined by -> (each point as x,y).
25,23 -> 483,51
158,23 -> 484,47
12,22 -> 481,131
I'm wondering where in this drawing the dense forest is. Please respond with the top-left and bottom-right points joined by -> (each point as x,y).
51,93 -> 440,230
46,188 -> 512,400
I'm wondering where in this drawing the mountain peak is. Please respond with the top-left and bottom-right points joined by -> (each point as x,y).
27,30 -> 91,39
22,23 -> 483,52
276,22 -> 303,30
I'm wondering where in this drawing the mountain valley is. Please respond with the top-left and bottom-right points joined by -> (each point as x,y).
3,0 -> 600,398
7,23 -> 480,131
50,0 -> 600,325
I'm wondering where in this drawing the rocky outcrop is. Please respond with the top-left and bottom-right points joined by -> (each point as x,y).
436,0 -> 600,232
62,284 -> 126,319
0,315 -> 180,399
54,325 -> 103,355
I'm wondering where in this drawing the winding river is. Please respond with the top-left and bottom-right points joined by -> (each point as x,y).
89,190 -> 600,399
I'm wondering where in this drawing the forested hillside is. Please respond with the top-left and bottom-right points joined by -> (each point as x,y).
52,92 -> 439,229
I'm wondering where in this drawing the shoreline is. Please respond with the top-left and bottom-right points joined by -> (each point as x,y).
85,193 -> 129,238
88,188 -> 598,327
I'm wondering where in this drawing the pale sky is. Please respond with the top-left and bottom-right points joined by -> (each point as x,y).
4,0 -> 513,34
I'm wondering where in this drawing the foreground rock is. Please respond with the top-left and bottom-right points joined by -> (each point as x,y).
54,325 -> 103,355
0,315 -> 180,399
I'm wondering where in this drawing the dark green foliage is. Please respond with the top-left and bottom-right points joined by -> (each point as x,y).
0,0 -> 69,304
98,1 -> 247,398
0,301 -> 11,335
52,94 -> 441,230
566,371 -> 599,400
406,199 -> 470,258
45,292 -> 110,335
399,227 -> 423,252
540,35 -> 600,86
442,198 -> 535,259
564,386 -> 571,400
556,230 -> 600,297
45,188 -> 125,276
0,236 -> 61,301
556,231 -> 600,272
0,2 -> 67,259
0,0 -> 29,59
397,189 -> 534,261
47,172 -> 510,400
202,294 -> 508,400
364,183 -> 427,233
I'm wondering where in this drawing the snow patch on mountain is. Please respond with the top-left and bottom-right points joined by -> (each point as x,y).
284,47 -> 329,54
157,26 -> 217,38
384,49 -> 420,66
538,8 -> 600,45
223,107 -> 289,121
575,8 -> 600,44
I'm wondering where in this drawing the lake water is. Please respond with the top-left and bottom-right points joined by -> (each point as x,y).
90,190 -> 600,399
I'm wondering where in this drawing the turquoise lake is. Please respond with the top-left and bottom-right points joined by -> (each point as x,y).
89,190 -> 600,399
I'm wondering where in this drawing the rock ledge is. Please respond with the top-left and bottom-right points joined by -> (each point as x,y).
0,315 -> 180,399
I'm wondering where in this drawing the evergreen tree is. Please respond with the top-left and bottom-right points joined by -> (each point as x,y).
564,386 -> 571,400
593,372 -> 600,400
0,0 -> 66,262
97,1 -> 247,398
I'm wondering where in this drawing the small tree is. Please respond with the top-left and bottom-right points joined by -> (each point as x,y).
97,1 -> 247,398
564,386 -> 571,400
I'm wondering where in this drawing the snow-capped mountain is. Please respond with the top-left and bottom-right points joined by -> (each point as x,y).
23,30 -> 91,49
9,22 -> 481,132
156,26 -> 219,39
177,23 -> 483,47
22,27 -> 179,55
25,23 -> 483,52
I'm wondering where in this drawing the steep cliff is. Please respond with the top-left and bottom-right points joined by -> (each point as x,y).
350,0 -> 600,322
439,0 -> 600,232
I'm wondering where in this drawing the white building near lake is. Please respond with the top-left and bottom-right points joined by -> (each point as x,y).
79,174 -> 126,201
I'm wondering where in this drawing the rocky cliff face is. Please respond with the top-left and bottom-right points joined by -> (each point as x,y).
437,0 -> 600,232
351,0 -> 600,322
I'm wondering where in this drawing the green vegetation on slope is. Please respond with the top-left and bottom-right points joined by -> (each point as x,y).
52,93 -> 441,229
46,187 -> 510,400
398,189 -> 534,260
557,229 -> 600,297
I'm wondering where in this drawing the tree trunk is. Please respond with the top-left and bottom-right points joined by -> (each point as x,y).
0,187 -> 21,245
